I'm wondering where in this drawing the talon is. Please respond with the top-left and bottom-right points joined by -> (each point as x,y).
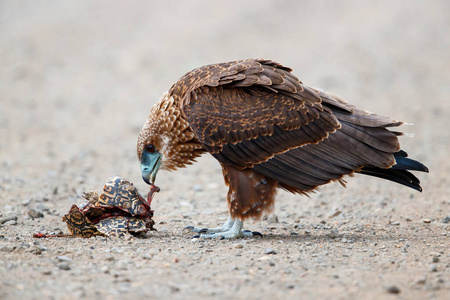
252,231 -> 263,237
198,228 -> 209,233
183,226 -> 194,231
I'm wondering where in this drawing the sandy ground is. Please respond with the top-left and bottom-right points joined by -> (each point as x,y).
0,1 -> 449,299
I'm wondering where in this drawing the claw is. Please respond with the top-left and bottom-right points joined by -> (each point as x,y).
184,217 -> 262,239
252,231 -> 263,237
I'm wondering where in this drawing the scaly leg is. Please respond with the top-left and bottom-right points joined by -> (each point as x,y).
184,217 -> 262,239
184,216 -> 234,234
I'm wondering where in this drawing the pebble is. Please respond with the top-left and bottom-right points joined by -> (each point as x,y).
329,229 -> 341,239
234,244 -> 244,249
37,203 -> 49,212
430,264 -> 438,272
423,218 -> 432,223
329,210 -> 342,218
442,216 -> 450,224
266,214 -> 279,224
385,285 -> 401,294
432,256 -> 439,263
414,276 -> 426,285
192,184 -> 203,192
58,263 -> 71,271
57,256 -> 72,262
264,248 -> 277,255
3,220 -> 17,226
105,255 -> 115,261
0,215 -> 17,224
21,199 -> 31,206
28,209 -> 44,219
1,245 -> 15,252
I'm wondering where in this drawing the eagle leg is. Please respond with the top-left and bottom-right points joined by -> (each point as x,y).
192,219 -> 262,239
185,216 -> 262,239
184,215 -> 235,233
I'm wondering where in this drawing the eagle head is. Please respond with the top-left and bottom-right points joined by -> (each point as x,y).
137,92 -> 204,185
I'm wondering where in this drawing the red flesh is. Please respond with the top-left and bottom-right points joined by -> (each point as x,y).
147,184 -> 160,205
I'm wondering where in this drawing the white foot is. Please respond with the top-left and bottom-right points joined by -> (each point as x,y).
185,218 -> 262,239
184,216 -> 234,234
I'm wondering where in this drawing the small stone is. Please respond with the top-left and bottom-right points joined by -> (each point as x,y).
42,270 -> 52,275
329,229 -> 341,239
28,209 -> 44,219
0,215 -> 17,224
329,210 -> 342,218
192,184 -> 203,192
430,264 -> 438,272
37,203 -> 49,212
21,199 -> 31,206
423,218 -> 432,224
405,216 -> 412,222
3,220 -> 17,226
56,256 -> 72,262
234,244 -> 244,249
58,263 -> 71,271
1,245 -> 15,252
385,285 -> 401,294
414,276 -> 426,285
264,248 -> 277,255
432,256 -> 439,263
442,216 -> 450,224
389,221 -> 400,226
266,214 -> 279,224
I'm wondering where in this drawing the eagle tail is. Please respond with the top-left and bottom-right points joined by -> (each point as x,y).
358,150 -> 429,192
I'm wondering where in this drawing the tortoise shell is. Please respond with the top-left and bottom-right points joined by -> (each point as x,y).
62,177 -> 156,238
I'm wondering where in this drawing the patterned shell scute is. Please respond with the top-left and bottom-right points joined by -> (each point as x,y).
62,177 -> 155,238
98,177 -> 151,217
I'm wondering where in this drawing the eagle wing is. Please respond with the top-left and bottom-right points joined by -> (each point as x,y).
176,59 -> 406,192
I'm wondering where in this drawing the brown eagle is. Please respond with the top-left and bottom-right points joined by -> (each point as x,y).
137,59 -> 428,239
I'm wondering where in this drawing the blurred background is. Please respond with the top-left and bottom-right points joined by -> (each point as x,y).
1,1 -> 449,299
0,0 -> 449,209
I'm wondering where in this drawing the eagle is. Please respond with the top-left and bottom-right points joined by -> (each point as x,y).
137,59 -> 428,239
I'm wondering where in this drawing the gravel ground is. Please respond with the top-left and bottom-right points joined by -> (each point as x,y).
0,1 -> 449,299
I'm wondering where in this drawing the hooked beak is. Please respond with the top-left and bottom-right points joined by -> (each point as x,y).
140,151 -> 162,185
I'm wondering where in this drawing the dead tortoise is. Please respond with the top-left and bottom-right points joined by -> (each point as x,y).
34,177 -> 159,238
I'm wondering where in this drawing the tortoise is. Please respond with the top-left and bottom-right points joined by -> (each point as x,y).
34,177 -> 159,238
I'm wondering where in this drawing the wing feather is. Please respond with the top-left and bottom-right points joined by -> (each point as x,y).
171,58 -> 411,192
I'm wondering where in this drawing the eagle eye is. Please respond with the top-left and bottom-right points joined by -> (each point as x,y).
145,144 -> 156,153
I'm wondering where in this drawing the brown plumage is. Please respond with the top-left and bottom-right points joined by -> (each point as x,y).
137,58 -> 428,236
